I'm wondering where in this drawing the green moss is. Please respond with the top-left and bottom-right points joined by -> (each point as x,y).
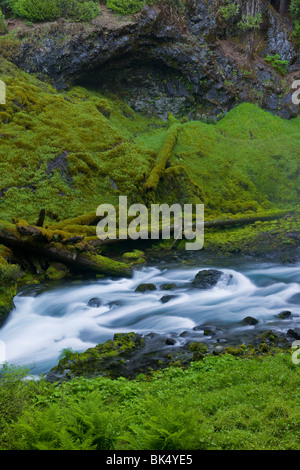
0,282 -> 17,325
161,283 -> 177,290
52,332 -> 142,378
45,263 -> 69,280
0,58 -> 299,257
135,283 -> 157,292
122,249 -> 144,259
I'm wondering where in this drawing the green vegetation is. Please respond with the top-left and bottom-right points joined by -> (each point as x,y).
237,13 -> 263,32
1,352 -> 300,450
291,0 -> 300,41
0,10 -> 7,33
4,0 -> 100,22
265,54 -> 289,75
106,0 -> 146,15
1,57 -> 299,227
220,1 -> 240,21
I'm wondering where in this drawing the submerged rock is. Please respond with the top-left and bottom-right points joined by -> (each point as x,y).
87,297 -> 102,308
135,283 -> 157,293
161,283 -> 177,290
276,310 -> 292,319
160,295 -> 177,303
242,316 -> 259,326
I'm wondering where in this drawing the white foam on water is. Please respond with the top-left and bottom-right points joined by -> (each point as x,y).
0,263 -> 299,374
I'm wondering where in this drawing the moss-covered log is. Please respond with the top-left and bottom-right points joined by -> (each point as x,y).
0,222 -> 131,277
143,124 -> 181,201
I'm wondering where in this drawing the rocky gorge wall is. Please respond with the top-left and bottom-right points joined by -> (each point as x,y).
4,0 -> 299,120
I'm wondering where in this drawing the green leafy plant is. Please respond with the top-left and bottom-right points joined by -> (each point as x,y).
237,13 -> 262,32
106,0 -> 145,15
7,0 -> 100,22
0,10 -> 7,33
290,0 -> 300,41
220,1 -> 240,21
265,53 -> 289,75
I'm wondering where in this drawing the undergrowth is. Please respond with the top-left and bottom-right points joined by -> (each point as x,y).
1,352 -> 300,450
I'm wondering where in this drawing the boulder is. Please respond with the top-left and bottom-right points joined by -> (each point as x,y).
135,283 -> 157,293
276,310 -> 292,319
192,269 -> 224,289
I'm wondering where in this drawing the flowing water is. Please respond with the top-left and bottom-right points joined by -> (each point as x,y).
0,257 -> 299,375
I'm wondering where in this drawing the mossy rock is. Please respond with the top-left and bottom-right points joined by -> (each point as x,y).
188,342 -> 209,354
135,283 -> 157,293
122,250 -> 145,260
48,332 -> 144,380
0,283 -> 17,326
46,262 -> 69,280
161,283 -> 177,290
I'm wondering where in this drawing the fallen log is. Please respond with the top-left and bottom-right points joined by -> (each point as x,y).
143,124 -> 181,201
0,222 -> 131,277
0,210 -> 296,275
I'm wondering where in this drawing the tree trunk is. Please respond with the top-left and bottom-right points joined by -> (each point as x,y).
279,0 -> 289,15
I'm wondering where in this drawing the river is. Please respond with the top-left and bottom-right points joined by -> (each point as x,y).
0,256 -> 299,375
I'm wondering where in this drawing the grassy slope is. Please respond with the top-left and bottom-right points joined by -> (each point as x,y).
0,55 -> 300,452
0,58 -> 299,226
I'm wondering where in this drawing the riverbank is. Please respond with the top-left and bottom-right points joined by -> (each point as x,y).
1,347 -> 300,450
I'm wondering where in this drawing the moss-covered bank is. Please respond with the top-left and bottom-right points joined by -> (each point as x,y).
0,56 -> 299,323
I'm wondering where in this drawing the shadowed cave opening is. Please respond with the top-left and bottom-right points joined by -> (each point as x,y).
77,57 -> 202,121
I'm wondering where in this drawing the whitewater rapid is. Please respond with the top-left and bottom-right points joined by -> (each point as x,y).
0,261 -> 299,374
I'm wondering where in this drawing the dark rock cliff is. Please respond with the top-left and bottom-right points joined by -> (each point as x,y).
9,0 -> 300,120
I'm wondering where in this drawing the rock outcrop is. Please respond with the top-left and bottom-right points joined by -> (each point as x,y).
8,0 -> 299,120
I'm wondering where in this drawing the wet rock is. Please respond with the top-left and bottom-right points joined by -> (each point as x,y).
108,300 -> 122,308
192,269 -> 224,289
259,330 -> 281,343
87,297 -> 102,308
179,331 -> 189,337
165,338 -> 176,345
135,283 -> 157,292
213,345 -> 225,355
11,2 -> 300,120
188,342 -> 208,354
287,329 -> 300,340
161,283 -> 177,290
276,310 -> 292,319
242,316 -> 259,326
160,295 -> 177,303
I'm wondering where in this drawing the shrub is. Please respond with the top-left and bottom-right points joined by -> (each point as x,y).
290,0 -> 300,41
220,1 -> 240,21
0,364 -> 33,448
106,0 -> 145,15
7,0 -> 100,22
8,0 -> 61,22
0,10 -> 7,34
265,53 -> 289,75
237,13 -> 263,32
59,0 -> 100,22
